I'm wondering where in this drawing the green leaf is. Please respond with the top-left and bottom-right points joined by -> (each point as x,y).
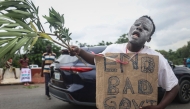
4,23 -> 20,28
0,40 -> 9,45
0,20 -> 11,24
0,32 -> 25,37
69,33 -> 72,36
15,19 -> 33,31
36,6 -> 39,14
4,13 -> 31,19
12,9 -> 32,16
14,4 -> 31,9
0,28 -> 31,33
0,1 -> 21,7
36,20 -> 42,31
61,15 -> 65,24
30,21 -> 37,32
55,22 -> 62,27
39,33 -> 53,41
10,36 -> 30,54
0,6 -> 8,11
0,38 -> 18,59
50,7 -> 62,22
30,0 -> 38,11
24,37 -> 33,51
43,16 -> 56,23
29,36 -> 38,50
27,32 -> 37,37
0,15 -> 11,19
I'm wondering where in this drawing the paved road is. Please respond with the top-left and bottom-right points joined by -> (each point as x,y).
0,84 -> 189,109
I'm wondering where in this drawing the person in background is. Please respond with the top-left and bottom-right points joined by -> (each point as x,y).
41,45 -> 56,100
68,15 -> 179,109
183,58 -> 187,67
19,54 -> 30,86
1,58 -> 18,80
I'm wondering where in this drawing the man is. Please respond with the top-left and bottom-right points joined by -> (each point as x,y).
1,58 -> 18,80
68,15 -> 179,109
20,55 -> 29,68
183,58 -> 187,67
41,45 -> 56,100
19,54 -> 30,86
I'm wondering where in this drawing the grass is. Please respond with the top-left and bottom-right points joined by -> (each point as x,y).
23,85 -> 39,89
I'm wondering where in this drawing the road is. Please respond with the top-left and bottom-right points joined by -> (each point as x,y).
0,84 -> 189,109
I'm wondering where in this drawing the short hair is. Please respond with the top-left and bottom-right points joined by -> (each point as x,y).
140,15 -> 156,37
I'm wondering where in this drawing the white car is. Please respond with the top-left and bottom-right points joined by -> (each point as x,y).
29,64 -> 39,69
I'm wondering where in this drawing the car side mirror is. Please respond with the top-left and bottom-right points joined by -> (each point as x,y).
55,61 -> 59,63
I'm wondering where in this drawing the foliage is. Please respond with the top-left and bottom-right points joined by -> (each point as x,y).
115,34 -> 128,44
27,38 -> 61,67
76,33 -> 128,47
97,40 -> 113,46
157,41 -> 190,65
0,0 -> 71,66
0,38 -> 61,68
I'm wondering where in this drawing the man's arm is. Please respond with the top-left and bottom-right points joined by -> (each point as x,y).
157,84 -> 179,108
69,46 -> 95,65
141,84 -> 179,109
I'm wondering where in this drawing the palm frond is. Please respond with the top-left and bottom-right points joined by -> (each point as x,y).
0,0 -> 74,66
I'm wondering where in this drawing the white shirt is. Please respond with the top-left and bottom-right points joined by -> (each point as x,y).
101,43 -> 178,91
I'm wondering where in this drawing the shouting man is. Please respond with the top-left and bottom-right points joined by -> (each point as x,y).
68,15 -> 179,109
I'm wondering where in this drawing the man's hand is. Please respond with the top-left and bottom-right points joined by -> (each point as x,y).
68,45 -> 81,56
140,105 -> 161,109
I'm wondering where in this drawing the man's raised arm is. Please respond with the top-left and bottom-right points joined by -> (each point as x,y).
69,45 -> 95,65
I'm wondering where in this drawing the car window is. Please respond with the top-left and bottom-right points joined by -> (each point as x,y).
56,55 -> 78,63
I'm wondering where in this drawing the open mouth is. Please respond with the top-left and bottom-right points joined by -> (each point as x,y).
132,31 -> 140,38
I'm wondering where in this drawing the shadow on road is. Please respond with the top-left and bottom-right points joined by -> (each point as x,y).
52,103 -> 97,109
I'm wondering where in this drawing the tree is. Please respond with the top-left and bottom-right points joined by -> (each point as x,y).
27,38 -> 61,67
115,34 -> 128,44
106,42 -> 113,46
97,40 -> 105,46
0,0 -> 72,66
157,41 -> 190,65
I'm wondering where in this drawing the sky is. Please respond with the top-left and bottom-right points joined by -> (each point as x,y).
32,0 -> 190,51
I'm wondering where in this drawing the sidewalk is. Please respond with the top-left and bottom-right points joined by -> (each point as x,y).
0,68 -> 44,84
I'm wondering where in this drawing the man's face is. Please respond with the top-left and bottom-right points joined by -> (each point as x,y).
46,46 -> 52,52
128,17 -> 153,46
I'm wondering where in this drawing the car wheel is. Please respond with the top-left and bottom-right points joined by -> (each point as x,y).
177,80 -> 190,103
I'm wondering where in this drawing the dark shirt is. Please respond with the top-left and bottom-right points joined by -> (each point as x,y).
20,58 -> 29,68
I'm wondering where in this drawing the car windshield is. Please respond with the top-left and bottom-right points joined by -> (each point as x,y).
56,55 -> 78,64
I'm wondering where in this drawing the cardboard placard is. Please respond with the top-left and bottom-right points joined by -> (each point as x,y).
95,53 -> 159,109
